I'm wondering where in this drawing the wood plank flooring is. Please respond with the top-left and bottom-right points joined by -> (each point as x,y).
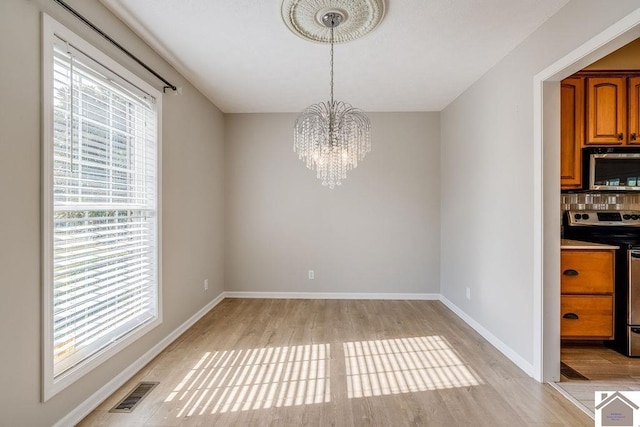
79,299 -> 591,426
557,341 -> 640,415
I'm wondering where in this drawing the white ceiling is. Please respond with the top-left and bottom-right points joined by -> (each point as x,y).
100,0 -> 570,113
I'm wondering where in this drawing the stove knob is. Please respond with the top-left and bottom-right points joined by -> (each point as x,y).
581,214 -> 590,220
633,215 -> 639,220
574,213 -> 581,220
624,214 -> 632,220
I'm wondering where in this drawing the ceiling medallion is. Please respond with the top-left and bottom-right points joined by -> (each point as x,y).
281,0 -> 386,44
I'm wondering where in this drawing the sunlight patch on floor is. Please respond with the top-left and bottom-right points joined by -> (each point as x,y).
344,336 -> 482,398
166,344 -> 330,416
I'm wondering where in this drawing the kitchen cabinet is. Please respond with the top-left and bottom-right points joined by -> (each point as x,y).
560,77 -> 584,189
561,247 -> 615,340
585,77 -> 626,145
629,77 -> 640,144
561,73 -> 640,189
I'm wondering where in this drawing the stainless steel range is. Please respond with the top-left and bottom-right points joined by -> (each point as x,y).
564,210 -> 640,356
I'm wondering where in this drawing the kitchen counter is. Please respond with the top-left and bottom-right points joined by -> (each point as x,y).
561,239 -> 619,250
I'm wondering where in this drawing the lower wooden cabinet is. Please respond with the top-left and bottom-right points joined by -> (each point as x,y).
561,295 -> 613,339
561,250 -> 614,293
561,247 -> 615,340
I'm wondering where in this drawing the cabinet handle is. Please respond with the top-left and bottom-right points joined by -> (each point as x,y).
632,133 -> 638,141
563,269 -> 579,276
632,328 -> 640,335
563,313 -> 579,320
619,133 -> 624,140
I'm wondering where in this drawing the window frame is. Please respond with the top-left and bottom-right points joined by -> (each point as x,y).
42,13 -> 162,401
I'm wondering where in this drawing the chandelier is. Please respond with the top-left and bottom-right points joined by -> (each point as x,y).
283,0 -> 385,189
293,12 -> 371,189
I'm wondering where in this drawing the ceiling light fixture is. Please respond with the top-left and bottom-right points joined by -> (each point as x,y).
283,1 -> 385,189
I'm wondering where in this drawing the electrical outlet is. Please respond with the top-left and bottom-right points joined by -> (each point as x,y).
466,287 -> 471,300
308,270 -> 314,280
204,279 -> 209,291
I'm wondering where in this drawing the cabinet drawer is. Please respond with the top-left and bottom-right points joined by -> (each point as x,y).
561,295 -> 613,339
561,250 -> 614,294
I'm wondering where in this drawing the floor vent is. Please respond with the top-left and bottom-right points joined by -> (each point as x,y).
109,381 -> 159,413
560,362 -> 589,380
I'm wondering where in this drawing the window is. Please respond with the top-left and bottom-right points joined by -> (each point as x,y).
42,15 -> 162,400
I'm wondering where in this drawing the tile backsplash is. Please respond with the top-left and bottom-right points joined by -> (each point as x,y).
561,192 -> 640,212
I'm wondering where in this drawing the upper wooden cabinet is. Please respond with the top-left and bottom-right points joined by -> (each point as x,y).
561,78 -> 584,189
586,77 -> 626,145
561,72 -> 640,190
629,77 -> 640,144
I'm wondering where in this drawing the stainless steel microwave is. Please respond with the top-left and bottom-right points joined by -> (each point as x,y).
584,147 -> 640,191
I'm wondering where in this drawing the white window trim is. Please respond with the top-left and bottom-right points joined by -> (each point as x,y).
41,13 -> 163,401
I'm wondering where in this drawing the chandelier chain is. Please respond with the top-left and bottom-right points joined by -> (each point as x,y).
330,24 -> 334,106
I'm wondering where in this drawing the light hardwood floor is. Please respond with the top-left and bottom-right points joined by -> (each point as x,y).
79,299 -> 591,426
557,342 -> 640,414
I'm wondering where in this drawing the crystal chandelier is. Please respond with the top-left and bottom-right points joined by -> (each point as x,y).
294,12 -> 371,189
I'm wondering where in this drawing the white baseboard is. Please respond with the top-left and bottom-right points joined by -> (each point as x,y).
439,295 -> 535,377
223,291 -> 441,300
53,292 -> 226,427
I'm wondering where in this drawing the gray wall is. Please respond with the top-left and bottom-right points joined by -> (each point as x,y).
441,0 -> 640,367
0,1 -> 225,425
225,113 -> 440,295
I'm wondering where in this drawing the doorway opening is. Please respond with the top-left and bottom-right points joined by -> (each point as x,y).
536,7 -> 640,417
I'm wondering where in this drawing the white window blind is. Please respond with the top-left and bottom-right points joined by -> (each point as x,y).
49,36 -> 159,379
